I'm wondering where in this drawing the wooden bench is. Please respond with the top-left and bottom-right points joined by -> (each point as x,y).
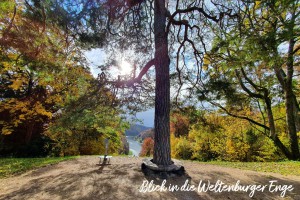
99,155 -> 112,164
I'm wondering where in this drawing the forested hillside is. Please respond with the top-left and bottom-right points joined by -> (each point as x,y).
125,124 -> 151,136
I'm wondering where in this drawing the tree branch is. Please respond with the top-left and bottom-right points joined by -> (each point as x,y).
235,69 -> 264,99
2,5 -> 17,39
167,6 -> 238,27
209,101 -> 270,131
240,68 -> 258,91
293,44 -> 300,54
115,58 -> 155,87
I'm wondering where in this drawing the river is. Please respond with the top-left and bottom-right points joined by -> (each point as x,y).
126,136 -> 142,156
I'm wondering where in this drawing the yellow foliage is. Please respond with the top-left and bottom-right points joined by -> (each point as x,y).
203,54 -> 210,71
9,79 -> 24,90
2,62 -> 11,70
33,101 -> 52,118
226,140 -> 235,154
225,139 -> 250,161
254,1 -> 261,10
170,110 -> 283,161
19,114 -> 25,120
171,134 -> 193,160
243,18 -> 251,29
1,126 -> 13,135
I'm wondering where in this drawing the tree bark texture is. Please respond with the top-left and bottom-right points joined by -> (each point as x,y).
265,96 -> 292,159
273,67 -> 300,133
153,0 -> 172,166
285,38 -> 300,160
25,123 -> 34,144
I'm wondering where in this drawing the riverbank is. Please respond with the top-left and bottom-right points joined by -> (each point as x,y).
126,136 -> 142,156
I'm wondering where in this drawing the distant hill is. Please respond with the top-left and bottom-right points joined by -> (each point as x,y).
135,128 -> 154,142
125,124 -> 152,136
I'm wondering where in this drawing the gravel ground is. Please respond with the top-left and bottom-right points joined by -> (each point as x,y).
0,156 -> 299,200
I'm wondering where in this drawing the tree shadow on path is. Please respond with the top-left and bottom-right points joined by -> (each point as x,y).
0,157 -> 299,200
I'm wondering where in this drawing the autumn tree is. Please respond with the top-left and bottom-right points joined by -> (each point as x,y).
170,107 -> 201,138
199,1 -> 300,160
45,79 -> 129,156
140,137 -> 154,157
0,0 -> 101,156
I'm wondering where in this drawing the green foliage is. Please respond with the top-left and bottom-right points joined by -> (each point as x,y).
45,82 -> 129,156
0,156 -> 77,178
200,161 -> 300,176
0,0 -> 14,18
128,150 -> 133,156
199,0 -> 300,160
244,129 -> 278,162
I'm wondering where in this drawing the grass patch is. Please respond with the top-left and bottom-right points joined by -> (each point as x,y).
200,161 -> 300,176
0,156 -> 77,178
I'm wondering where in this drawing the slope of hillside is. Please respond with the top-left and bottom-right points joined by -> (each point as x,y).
125,124 -> 152,136
135,128 -> 154,142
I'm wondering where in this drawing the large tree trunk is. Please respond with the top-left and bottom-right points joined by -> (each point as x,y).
153,0 -> 172,166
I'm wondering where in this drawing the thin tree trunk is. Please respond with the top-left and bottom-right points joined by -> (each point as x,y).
153,0 -> 172,166
271,8 -> 300,160
265,95 -> 292,159
285,86 -> 300,160
274,67 -> 300,133
236,69 -> 293,159
25,123 -> 34,144
285,38 -> 300,160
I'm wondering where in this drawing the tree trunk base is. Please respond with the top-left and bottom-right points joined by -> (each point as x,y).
141,158 -> 185,179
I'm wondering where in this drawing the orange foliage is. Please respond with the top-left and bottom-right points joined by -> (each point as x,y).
139,137 -> 154,157
170,112 -> 190,137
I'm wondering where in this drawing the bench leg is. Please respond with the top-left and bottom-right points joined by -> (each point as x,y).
99,157 -> 111,164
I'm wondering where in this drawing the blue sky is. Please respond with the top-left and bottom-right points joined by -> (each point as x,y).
84,48 -> 154,127
136,109 -> 154,127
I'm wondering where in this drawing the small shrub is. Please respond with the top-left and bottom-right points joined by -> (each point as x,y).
139,137 -> 154,157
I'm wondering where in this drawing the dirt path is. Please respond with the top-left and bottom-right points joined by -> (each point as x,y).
0,156 -> 299,200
